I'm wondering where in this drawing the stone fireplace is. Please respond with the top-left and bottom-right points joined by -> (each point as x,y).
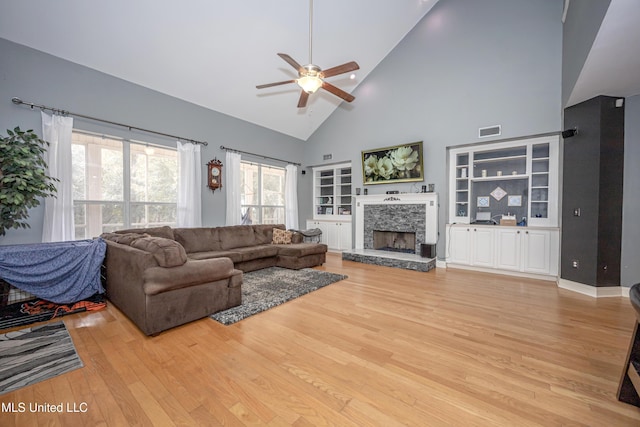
343,193 -> 439,272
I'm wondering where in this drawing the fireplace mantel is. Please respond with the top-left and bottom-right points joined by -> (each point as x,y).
354,193 -> 438,251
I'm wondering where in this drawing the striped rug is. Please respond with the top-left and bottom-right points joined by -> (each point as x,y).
0,321 -> 83,395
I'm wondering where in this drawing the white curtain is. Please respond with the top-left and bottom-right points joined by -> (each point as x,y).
41,111 -> 74,242
225,151 -> 242,226
284,164 -> 299,230
177,141 -> 202,227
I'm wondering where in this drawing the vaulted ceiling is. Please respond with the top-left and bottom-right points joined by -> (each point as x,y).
0,0 -> 440,141
1,0 -> 638,141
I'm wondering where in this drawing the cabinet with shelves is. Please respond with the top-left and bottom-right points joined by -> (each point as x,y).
313,163 -> 353,220
448,135 -> 559,227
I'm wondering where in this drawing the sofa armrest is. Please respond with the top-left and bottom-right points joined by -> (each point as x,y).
143,257 -> 237,295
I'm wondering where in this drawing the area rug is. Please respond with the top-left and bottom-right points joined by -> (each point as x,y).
0,293 -> 106,331
0,321 -> 83,395
211,267 -> 348,325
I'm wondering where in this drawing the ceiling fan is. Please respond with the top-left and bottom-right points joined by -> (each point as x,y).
256,0 -> 360,108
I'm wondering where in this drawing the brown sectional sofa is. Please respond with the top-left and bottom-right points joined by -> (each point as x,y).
101,224 -> 327,335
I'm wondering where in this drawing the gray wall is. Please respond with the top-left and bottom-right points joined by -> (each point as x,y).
622,95 -> 640,287
561,0 -> 611,107
0,37 -> 304,245
301,0 -> 563,259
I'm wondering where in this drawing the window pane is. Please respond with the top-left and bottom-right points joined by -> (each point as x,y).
131,203 -> 176,228
262,207 -> 284,224
241,163 -> 259,205
72,133 -> 123,201
73,202 -> 124,238
241,206 -> 258,225
130,144 -> 177,203
262,167 -> 285,205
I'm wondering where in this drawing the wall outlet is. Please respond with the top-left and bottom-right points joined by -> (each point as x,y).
572,259 -> 579,268
573,208 -> 581,217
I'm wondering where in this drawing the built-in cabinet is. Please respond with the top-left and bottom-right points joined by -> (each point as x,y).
306,220 -> 352,252
447,135 -> 560,279
449,135 -> 559,227
446,224 -> 558,278
313,163 -> 352,220
309,163 -> 352,252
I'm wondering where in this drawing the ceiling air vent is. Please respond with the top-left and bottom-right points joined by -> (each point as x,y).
479,125 -> 501,138
323,153 -> 333,161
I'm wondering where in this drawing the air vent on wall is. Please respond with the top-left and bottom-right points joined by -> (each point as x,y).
323,153 -> 333,161
479,125 -> 501,138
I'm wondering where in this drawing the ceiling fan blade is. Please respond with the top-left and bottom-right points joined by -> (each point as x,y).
320,61 -> 360,78
321,81 -> 355,103
297,91 -> 310,108
277,53 -> 304,73
256,80 -> 296,89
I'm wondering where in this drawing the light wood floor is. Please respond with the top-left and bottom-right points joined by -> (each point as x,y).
2,253 -> 640,426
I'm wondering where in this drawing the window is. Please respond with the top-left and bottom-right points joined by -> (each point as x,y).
240,161 -> 285,224
72,131 -> 178,238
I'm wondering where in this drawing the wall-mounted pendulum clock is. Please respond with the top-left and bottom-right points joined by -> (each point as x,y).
207,158 -> 223,192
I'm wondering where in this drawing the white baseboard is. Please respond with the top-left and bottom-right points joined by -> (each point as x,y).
557,278 -> 628,298
436,259 -> 447,269
445,263 -> 557,282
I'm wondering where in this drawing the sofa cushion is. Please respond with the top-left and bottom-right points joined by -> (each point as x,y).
101,232 -> 149,245
187,250 -> 243,263
114,225 -> 175,240
272,228 -> 293,244
275,243 -> 328,257
233,245 -> 279,262
174,227 -> 222,253
219,225 -> 256,250
143,258 -> 236,295
254,224 -> 284,245
130,236 -> 188,267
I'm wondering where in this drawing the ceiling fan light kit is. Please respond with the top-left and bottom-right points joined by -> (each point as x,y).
256,0 -> 359,108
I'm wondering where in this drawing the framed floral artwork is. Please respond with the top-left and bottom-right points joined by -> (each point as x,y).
362,141 -> 424,185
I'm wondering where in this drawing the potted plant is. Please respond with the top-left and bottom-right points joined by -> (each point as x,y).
0,127 -> 58,236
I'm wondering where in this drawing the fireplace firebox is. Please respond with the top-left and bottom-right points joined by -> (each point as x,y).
372,230 -> 416,254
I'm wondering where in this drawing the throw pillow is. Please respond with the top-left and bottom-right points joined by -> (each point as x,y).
272,228 -> 293,244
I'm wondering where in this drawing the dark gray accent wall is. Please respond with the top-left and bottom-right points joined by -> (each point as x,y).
561,96 -> 624,286
622,95 -> 640,287
0,37 -> 304,245
561,0 -> 611,107
301,0 -> 563,259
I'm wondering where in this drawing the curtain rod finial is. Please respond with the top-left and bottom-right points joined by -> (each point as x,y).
11,97 -> 22,105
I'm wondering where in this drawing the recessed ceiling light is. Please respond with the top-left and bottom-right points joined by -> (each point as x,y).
350,73 -> 356,80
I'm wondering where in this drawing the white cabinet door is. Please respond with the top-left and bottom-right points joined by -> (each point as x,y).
522,229 -> 551,275
496,228 -> 522,271
306,220 -> 329,245
447,226 -> 472,265
471,227 -> 495,268
307,220 -> 351,251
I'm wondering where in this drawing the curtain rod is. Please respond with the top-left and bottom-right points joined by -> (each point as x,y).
220,145 -> 301,166
11,97 -> 208,146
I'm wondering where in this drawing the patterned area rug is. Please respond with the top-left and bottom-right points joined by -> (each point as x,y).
211,267 -> 348,325
0,321 -> 83,395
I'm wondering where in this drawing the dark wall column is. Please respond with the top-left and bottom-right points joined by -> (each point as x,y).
561,95 -> 625,287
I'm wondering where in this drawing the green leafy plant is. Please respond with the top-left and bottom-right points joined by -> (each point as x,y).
0,127 -> 58,236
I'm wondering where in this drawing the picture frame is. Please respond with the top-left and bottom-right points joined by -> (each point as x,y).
325,207 -> 333,215
477,196 -> 490,207
362,141 -> 424,185
508,195 -> 522,207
